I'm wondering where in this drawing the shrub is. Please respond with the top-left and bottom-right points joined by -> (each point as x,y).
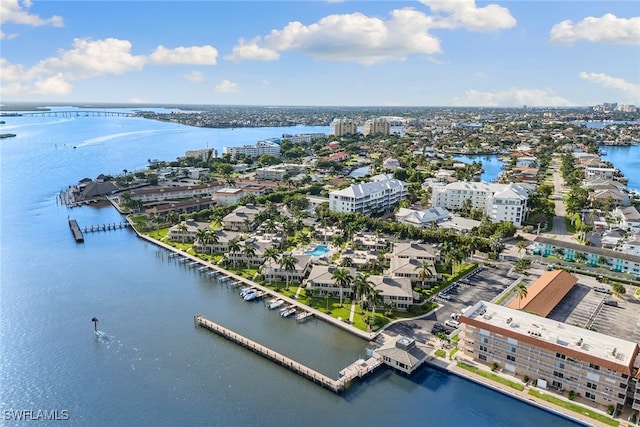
568,390 -> 575,400
606,405 -> 614,416
491,362 -> 498,371
523,375 -> 529,383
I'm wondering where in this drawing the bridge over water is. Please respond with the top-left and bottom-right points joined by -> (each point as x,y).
17,111 -> 132,118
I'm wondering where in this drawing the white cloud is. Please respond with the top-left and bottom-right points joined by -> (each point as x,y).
129,97 -> 148,104
420,0 -> 516,31
579,72 -> 640,100
229,1 -> 514,64
148,45 -> 218,65
452,88 -> 574,107
184,70 -> 205,83
0,0 -> 63,26
0,30 -> 18,40
36,38 -> 146,79
225,38 -> 279,61
31,73 -> 71,95
2,38 -> 220,96
215,79 -> 239,93
549,14 -> 640,45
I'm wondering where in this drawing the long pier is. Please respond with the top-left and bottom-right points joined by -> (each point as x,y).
194,315 -> 381,393
68,219 -> 84,242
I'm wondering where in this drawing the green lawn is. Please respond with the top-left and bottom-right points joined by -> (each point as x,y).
435,349 -> 446,358
527,389 -> 618,427
457,362 -> 525,391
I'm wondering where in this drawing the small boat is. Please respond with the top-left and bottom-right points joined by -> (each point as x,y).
244,291 -> 257,301
268,299 -> 285,310
240,287 -> 254,297
281,307 -> 297,318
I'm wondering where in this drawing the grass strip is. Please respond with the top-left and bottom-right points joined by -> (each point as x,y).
457,362 -> 525,391
527,388 -> 618,427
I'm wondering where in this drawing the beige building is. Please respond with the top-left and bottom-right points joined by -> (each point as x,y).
331,118 -> 358,137
364,118 -> 390,137
460,301 -> 638,408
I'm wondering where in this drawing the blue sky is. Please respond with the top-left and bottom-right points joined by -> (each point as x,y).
1,0 -> 639,107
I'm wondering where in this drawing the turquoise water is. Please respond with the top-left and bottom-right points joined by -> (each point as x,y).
305,245 -> 330,256
0,108 -> 583,427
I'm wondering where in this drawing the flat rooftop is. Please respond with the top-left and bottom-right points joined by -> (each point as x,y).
462,301 -> 638,373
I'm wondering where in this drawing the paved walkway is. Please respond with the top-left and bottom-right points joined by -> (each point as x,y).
349,302 -> 356,323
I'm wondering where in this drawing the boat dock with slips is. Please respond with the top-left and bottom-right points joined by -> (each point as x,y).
194,314 -> 381,393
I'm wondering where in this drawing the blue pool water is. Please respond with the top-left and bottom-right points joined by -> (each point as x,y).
305,245 -> 330,256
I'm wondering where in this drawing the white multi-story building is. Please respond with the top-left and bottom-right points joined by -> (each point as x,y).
223,138 -> 281,158
364,118 -> 390,136
431,181 -> 528,226
331,118 -> 358,137
329,175 -> 407,214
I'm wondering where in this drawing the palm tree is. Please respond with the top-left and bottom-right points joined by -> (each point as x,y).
206,231 -> 220,254
352,273 -> 374,313
516,240 -> 527,258
515,282 -> 528,309
611,283 -> 626,299
331,267 -> 353,307
227,238 -> 241,268
177,222 -> 188,243
262,247 -> 280,284
367,288 -> 383,329
279,254 -> 297,290
195,228 -> 208,253
415,261 -> 434,288
435,331 -> 449,349
241,243 -> 257,268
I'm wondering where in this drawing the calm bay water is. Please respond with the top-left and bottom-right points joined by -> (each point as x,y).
452,154 -> 504,183
0,108 -> 582,426
599,144 -> 640,191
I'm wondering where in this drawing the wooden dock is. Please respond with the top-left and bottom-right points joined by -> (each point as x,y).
68,219 -> 84,242
194,314 -> 381,393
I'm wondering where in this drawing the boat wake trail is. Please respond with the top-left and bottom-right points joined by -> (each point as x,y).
76,129 -> 181,147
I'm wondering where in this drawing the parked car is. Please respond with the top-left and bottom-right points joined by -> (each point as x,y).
603,300 -> 618,307
593,286 -> 611,294
439,293 -> 451,300
451,313 -> 461,320
445,320 -> 461,329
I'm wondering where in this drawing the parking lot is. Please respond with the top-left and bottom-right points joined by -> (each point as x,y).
385,263 -> 516,341
547,273 -> 640,343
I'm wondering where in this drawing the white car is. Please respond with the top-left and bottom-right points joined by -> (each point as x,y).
445,319 -> 460,328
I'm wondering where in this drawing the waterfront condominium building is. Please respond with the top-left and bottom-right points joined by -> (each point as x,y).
331,118 -> 358,137
329,174 -> 407,214
460,301 -> 638,408
363,118 -> 390,137
223,138 -> 281,158
430,181 -> 529,226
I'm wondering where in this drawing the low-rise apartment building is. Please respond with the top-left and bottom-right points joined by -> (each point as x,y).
460,301 -> 638,408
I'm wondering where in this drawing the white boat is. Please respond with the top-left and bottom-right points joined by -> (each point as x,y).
268,299 -> 285,310
244,291 -> 257,301
240,287 -> 254,297
281,307 -> 297,318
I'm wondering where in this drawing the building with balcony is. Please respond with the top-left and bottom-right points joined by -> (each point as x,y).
431,181 -> 528,226
223,138 -> 281,158
364,118 -> 390,137
329,175 -> 407,214
331,118 -> 358,137
460,301 -> 638,408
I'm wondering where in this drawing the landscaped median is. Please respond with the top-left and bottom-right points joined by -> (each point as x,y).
527,388 -> 619,427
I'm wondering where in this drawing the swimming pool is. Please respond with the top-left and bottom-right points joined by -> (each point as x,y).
304,245 -> 330,256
